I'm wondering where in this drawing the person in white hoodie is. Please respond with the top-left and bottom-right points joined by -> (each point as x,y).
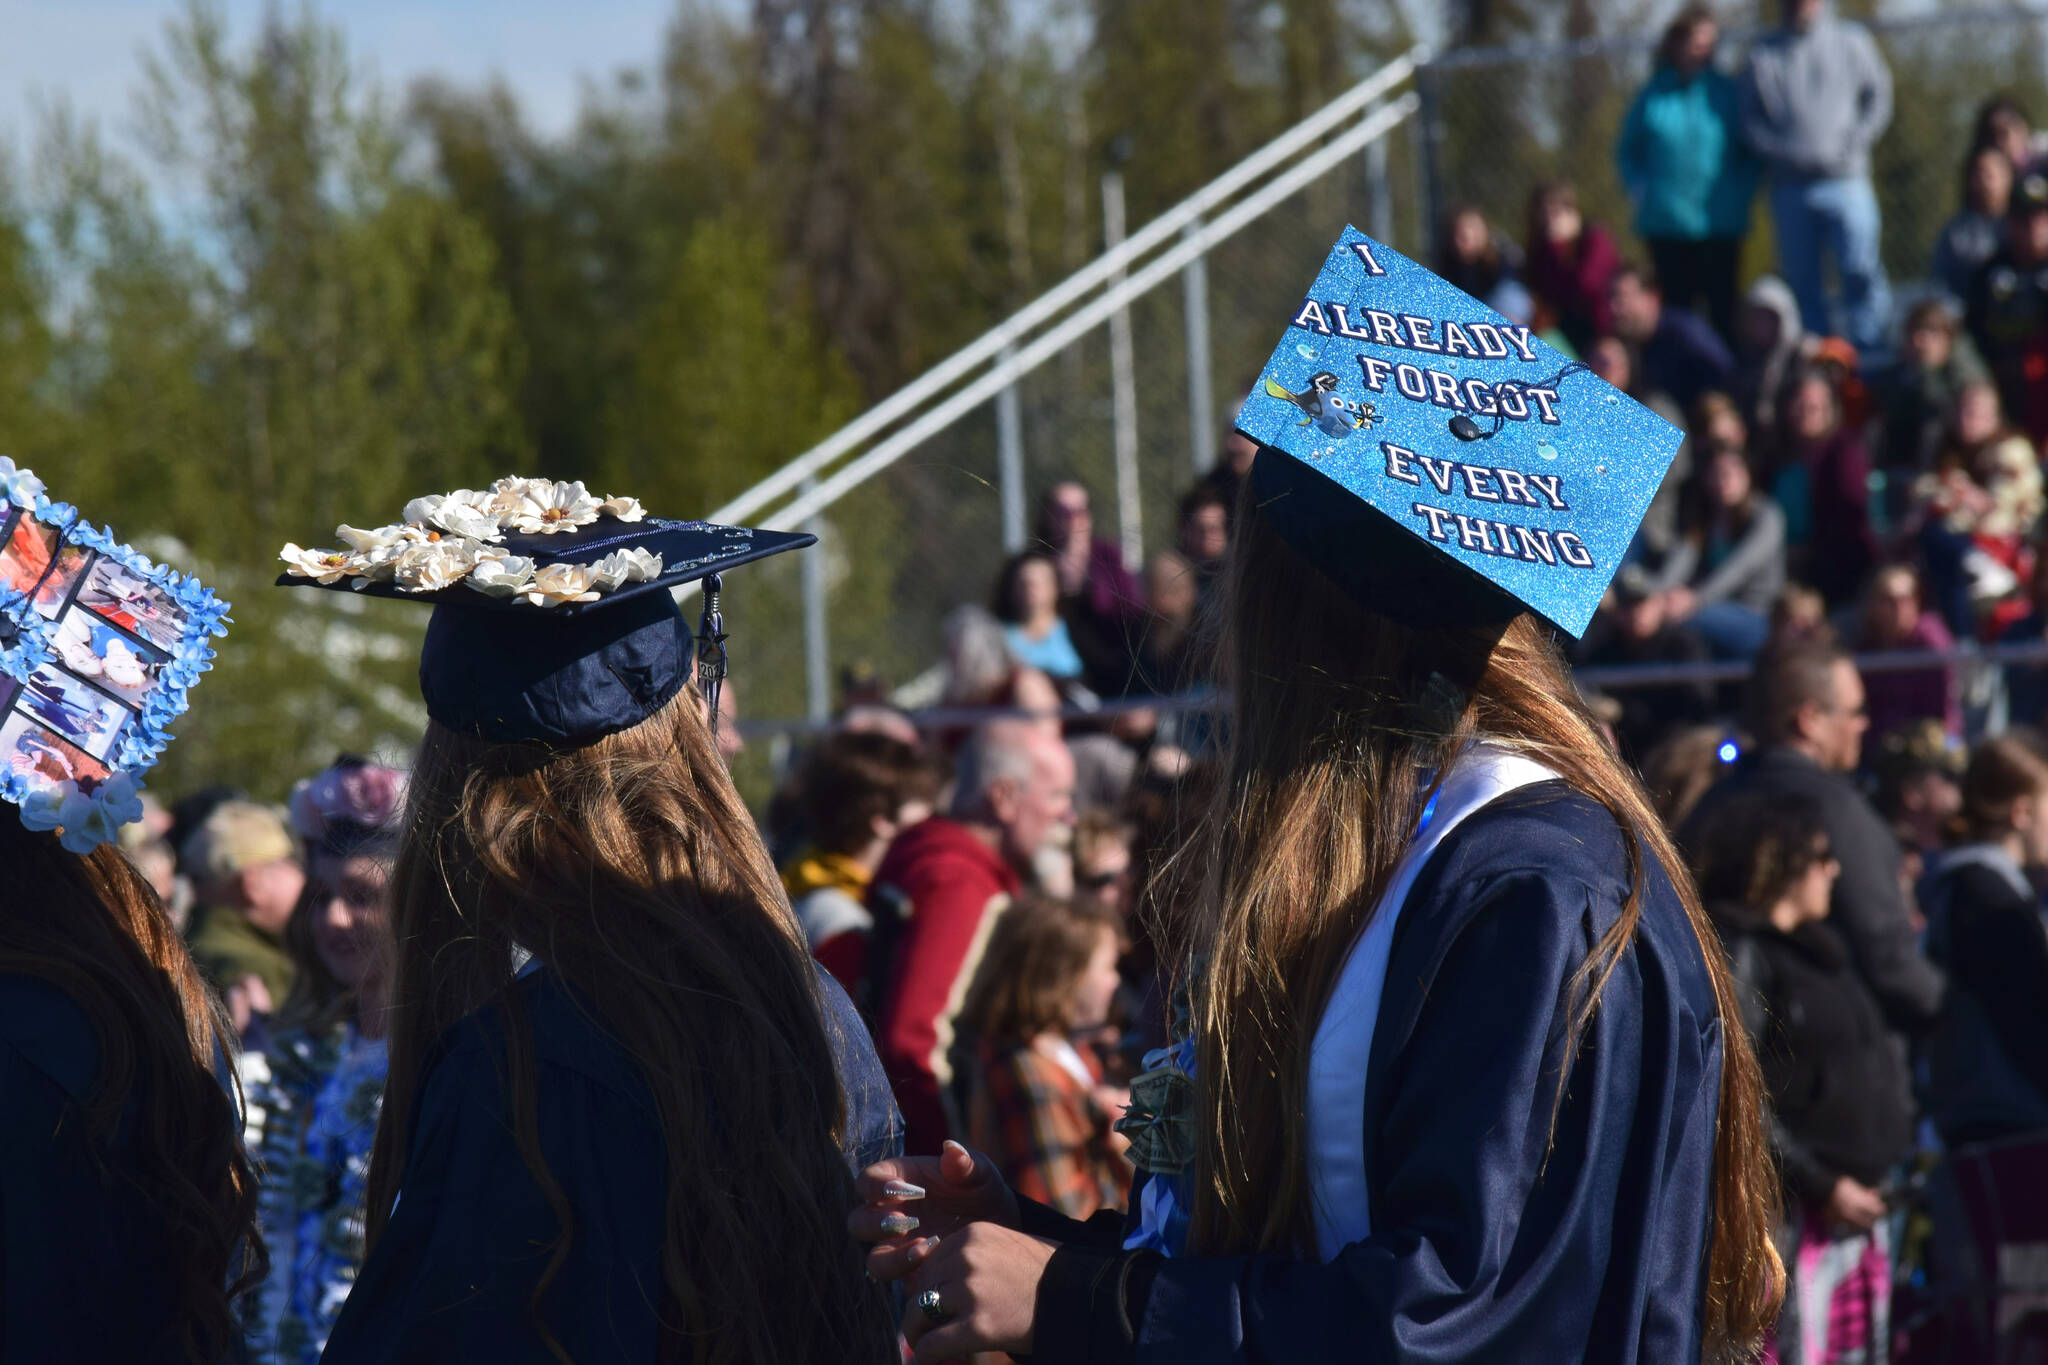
1742,0 -> 1894,352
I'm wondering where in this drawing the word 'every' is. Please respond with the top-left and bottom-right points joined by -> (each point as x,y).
1380,441 -> 1593,569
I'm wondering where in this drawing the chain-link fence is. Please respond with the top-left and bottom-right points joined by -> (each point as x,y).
729,8 -> 2048,791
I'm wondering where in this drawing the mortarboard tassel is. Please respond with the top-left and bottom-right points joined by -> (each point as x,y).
696,573 -> 729,736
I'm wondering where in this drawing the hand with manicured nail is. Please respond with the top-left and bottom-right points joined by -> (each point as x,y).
847,1140 -> 1021,1285
900,1223 -> 1055,1362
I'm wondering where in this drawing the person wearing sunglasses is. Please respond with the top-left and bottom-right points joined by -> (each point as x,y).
1687,639 -> 1946,1039
1693,788 -> 1913,1363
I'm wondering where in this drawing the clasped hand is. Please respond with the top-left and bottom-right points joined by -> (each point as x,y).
848,1140 -> 1056,1361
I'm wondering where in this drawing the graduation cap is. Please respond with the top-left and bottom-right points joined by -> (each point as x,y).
276,478 -> 812,745
1235,226 -> 1682,639
0,457 -> 229,852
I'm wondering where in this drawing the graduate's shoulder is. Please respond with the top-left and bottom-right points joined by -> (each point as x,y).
427,968 -> 657,1116
1406,782 -> 1696,957
0,971 -> 100,1104
1418,780 -> 1645,905
1405,781 -> 1715,1011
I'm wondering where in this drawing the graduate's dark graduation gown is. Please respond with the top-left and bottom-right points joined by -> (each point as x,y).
0,973 -> 231,1364
1031,784 -> 1725,1364
321,961 -> 900,1364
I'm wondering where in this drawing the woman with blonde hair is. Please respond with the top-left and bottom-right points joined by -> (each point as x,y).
851,238 -> 1782,1362
278,481 -> 899,1364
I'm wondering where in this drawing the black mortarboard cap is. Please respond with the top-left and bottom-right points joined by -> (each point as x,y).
276,480 -> 811,745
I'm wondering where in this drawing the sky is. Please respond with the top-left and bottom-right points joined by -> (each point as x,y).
2,0 -> 689,162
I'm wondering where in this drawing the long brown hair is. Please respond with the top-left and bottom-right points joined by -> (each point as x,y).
364,686 -> 894,1365
1167,495 -> 1782,1358
959,894 -> 1118,1049
0,809 -> 265,1362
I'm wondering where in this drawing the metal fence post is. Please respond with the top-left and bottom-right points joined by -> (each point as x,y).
1102,168 -> 1144,569
997,347 -> 1026,552
1181,218 -> 1215,477
800,473 -> 830,725
1366,123 -> 1392,247
1411,61 -> 1441,262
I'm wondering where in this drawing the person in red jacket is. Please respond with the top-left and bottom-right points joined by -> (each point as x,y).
781,730 -> 942,996
868,717 -> 1076,1153
1524,180 -> 1621,354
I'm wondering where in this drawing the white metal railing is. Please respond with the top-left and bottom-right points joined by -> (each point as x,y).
691,45 -> 1425,721
758,91 -> 1417,534
705,43 -> 1426,532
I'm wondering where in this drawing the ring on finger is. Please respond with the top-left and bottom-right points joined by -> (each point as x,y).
915,1287 -> 949,1324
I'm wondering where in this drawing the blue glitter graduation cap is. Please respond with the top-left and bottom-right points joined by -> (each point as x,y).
277,479 -> 812,745
1235,226 -> 1681,639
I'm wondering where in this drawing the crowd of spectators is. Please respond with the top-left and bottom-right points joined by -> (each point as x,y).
100,4 -> 2048,1357
730,7 -> 2048,1354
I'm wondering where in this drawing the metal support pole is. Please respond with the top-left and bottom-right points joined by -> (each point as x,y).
1411,63 -> 1441,261
1181,218 -> 1215,478
1366,126 -> 1392,247
1102,169 -> 1143,569
997,346 -> 1026,552
800,473 -> 830,724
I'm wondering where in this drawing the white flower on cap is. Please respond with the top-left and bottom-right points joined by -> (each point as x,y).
336,523 -> 426,553
518,562 -> 603,606
504,480 -> 606,535
403,491 -> 505,544
598,494 -> 647,523
588,547 -> 663,591
393,539 -> 482,594
280,543 -> 361,585
468,549 -> 538,598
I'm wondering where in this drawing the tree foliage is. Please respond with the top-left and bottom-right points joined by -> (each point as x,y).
2,0 -> 2028,798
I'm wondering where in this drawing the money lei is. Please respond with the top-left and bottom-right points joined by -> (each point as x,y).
1113,956 -> 1204,1176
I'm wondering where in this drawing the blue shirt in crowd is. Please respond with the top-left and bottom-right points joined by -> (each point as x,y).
1005,619 -> 1086,680
1616,65 -> 1759,242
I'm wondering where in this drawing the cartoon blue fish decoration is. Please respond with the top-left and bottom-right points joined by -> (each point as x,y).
1263,371 -> 1377,439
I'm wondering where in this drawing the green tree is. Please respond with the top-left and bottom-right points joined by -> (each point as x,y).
5,1 -> 526,797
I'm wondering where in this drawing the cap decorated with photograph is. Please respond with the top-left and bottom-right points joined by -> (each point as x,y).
1236,226 -> 1683,639
0,456 -> 229,853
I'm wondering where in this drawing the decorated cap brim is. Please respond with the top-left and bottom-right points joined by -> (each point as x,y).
275,517 -> 815,613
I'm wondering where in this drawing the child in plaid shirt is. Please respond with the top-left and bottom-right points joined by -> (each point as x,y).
958,894 -> 1134,1219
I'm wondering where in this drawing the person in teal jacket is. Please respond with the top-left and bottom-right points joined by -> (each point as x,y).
1616,3 -> 1759,344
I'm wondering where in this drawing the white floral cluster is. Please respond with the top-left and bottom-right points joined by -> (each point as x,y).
280,477 -> 663,607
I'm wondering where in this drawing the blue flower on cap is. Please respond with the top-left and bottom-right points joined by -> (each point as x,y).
0,457 -> 45,509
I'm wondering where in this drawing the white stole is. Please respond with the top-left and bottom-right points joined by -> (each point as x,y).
1304,742 -> 1558,1263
